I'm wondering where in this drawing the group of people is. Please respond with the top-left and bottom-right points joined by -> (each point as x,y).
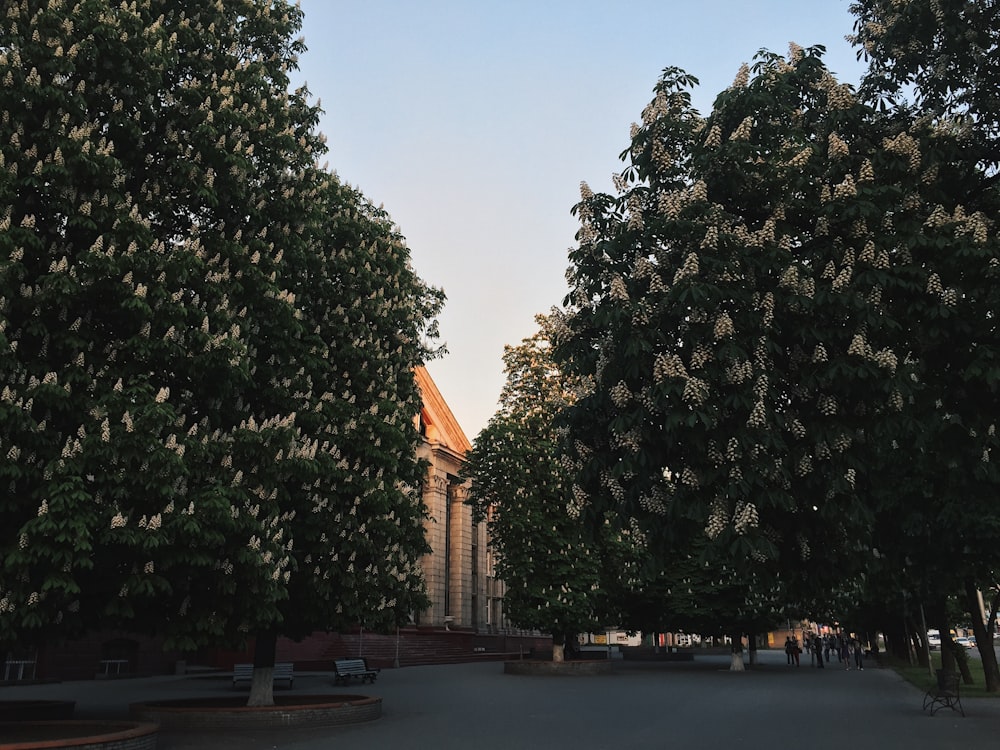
785,633 -> 864,670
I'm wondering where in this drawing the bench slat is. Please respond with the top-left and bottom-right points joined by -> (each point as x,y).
232,662 -> 295,687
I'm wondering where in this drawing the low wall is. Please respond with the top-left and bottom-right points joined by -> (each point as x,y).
129,695 -> 381,730
503,660 -> 613,676
0,720 -> 158,750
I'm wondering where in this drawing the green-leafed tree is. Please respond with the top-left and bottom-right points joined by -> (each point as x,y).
463,315 -> 609,661
0,0 -> 442,706
553,49 -> 917,669
0,0 -> 287,654
849,0 -> 1000,689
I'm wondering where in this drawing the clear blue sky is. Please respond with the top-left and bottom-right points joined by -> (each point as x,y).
293,1 -> 867,440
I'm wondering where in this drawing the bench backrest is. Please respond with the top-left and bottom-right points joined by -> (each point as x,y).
234,662 -> 293,677
936,669 -> 959,692
335,658 -> 370,673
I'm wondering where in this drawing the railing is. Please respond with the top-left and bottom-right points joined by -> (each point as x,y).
98,658 -> 129,676
3,658 -> 36,681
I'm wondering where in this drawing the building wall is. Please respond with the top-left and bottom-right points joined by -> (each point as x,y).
415,440 -> 495,630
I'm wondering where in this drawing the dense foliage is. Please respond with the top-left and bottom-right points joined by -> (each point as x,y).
553,48 -> 917,637
551,16 -> 1000,660
0,0 -> 442,675
464,317 -> 608,655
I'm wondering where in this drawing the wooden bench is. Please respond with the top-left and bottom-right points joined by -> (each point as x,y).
922,668 -> 964,716
232,662 -> 295,688
333,658 -> 379,685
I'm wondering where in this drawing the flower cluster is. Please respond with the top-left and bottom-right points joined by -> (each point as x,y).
787,146 -> 812,168
725,359 -> 752,384
601,470 -> 626,501
705,498 -> 729,539
713,312 -> 734,340
726,437 -> 741,461
682,377 -> 709,406
700,225 -> 719,250
833,174 -> 857,199
673,252 -> 700,284
832,433 -> 852,453
658,190 -> 685,218
610,380 -> 631,408
637,492 -> 668,516
818,394 -> 838,416
828,132 -> 850,159
611,427 -> 642,453
845,468 -> 857,489
847,332 -> 871,358
627,193 -> 643,231
797,534 -> 811,561
653,353 -> 687,382
690,344 -> 711,369
730,116 -> 753,141
882,131 -> 921,171
747,400 -> 766,428
731,63 -> 750,89
733,502 -> 759,534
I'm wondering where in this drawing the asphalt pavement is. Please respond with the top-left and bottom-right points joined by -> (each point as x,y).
3,648 -> 999,749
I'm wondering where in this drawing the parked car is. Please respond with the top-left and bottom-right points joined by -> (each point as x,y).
955,636 -> 976,649
927,631 -> 941,650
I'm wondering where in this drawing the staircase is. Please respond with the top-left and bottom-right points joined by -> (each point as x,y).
270,628 -> 550,671
322,630 -> 482,668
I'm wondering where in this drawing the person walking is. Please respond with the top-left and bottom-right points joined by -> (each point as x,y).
839,634 -> 851,670
785,636 -> 794,666
852,636 -> 864,670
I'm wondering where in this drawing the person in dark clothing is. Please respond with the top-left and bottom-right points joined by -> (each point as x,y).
839,634 -> 851,670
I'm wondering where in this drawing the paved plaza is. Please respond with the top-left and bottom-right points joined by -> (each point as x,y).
4,649 -> 999,749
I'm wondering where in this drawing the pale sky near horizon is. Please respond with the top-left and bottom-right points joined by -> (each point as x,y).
293,1 -> 868,441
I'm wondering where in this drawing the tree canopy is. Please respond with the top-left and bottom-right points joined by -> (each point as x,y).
550,23 -> 1000,662
553,48 -> 916,635
463,315 -> 609,658
0,0 -> 443,692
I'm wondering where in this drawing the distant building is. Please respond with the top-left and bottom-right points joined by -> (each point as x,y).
413,366 -> 504,631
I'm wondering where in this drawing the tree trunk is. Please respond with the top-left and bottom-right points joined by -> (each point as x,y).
729,631 -> 745,672
883,619 -> 908,660
747,632 -> 758,667
552,633 -> 565,662
247,630 -> 277,707
965,579 -> 1000,692
927,599 -> 956,675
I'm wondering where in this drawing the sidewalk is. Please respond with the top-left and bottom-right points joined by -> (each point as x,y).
3,649 -> 999,749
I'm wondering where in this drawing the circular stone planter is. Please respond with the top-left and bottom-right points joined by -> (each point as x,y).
0,720 -> 157,750
0,701 -> 76,721
504,659 -> 613,676
129,694 -> 381,730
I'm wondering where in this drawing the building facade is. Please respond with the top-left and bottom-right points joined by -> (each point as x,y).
413,366 -> 505,632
